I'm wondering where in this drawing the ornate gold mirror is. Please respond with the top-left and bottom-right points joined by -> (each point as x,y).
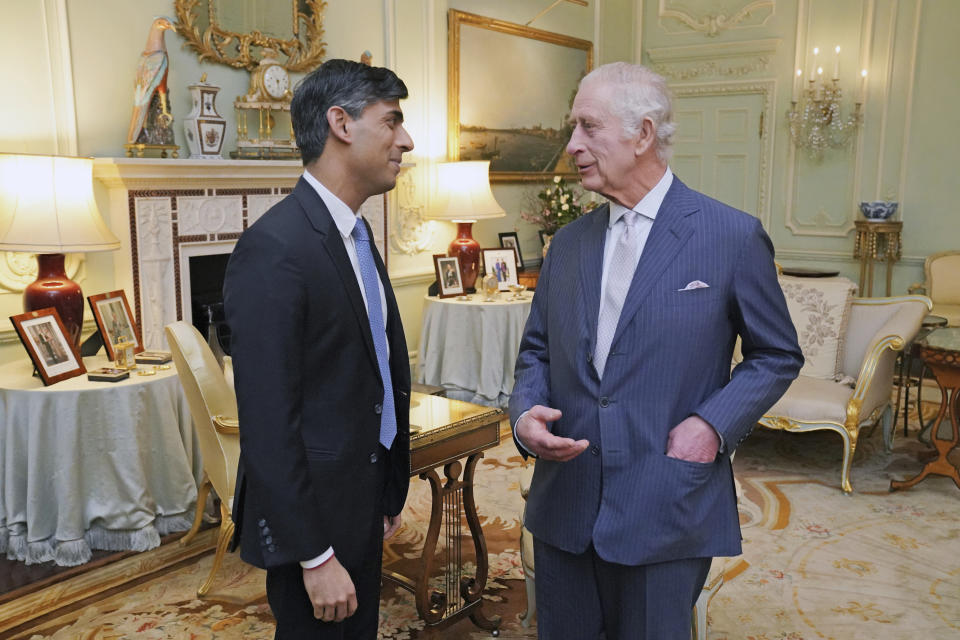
174,0 -> 327,71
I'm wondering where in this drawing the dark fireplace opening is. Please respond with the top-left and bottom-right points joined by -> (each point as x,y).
188,253 -> 231,357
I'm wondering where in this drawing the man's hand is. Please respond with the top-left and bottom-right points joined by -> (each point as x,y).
666,415 -> 720,463
302,556 -> 358,623
516,405 -> 589,461
384,514 -> 402,539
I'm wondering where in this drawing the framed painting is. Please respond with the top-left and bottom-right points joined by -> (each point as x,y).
448,10 -> 593,182
433,254 -> 465,298
9,308 -> 86,385
498,231 -> 524,271
88,290 -> 144,361
482,248 -> 519,291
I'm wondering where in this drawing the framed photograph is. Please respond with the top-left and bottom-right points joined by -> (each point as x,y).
433,254 -> 465,298
482,248 -> 519,291
448,10 -> 593,182
498,231 -> 525,271
9,308 -> 86,385
88,290 -> 144,361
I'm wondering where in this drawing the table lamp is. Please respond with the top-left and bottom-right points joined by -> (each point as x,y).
0,154 -> 121,346
431,161 -> 505,291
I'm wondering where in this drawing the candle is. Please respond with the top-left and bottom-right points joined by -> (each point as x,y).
833,45 -> 841,80
809,46 -> 819,82
859,69 -> 868,103
793,68 -> 803,101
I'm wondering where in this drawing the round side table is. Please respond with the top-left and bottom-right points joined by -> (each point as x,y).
890,327 -> 960,493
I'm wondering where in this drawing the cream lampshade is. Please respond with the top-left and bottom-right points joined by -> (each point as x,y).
430,161 -> 505,290
0,154 -> 121,346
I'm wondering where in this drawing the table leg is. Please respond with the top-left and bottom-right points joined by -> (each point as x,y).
383,456 -> 501,634
890,382 -> 960,492
886,256 -> 895,297
866,260 -> 875,297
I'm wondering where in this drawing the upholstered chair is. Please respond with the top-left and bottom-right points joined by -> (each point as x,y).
909,250 -> 960,326
758,294 -> 931,493
165,321 -> 241,597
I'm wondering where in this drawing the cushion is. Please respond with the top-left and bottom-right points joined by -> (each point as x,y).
764,374 -> 854,424
779,276 -> 857,380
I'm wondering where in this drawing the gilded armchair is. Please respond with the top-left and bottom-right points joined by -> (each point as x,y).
908,250 -> 960,326
758,295 -> 931,493
166,321 -> 241,597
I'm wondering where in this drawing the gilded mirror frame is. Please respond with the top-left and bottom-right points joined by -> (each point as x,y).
448,10 -> 593,182
174,0 -> 327,71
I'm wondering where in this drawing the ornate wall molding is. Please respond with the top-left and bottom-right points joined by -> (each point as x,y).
648,38 -> 780,81
671,80 -> 776,229
390,168 -> 432,256
658,0 -> 775,36
784,0 -> 874,237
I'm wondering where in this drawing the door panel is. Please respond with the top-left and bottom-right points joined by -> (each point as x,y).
671,92 -> 763,217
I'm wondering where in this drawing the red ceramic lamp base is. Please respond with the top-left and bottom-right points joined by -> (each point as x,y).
448,221 -> 481,291
23,253 -> 84,347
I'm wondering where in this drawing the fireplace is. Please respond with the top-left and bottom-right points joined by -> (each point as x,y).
93,158 -> 302,350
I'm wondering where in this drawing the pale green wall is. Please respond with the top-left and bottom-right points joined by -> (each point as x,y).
1,0 -> 957,366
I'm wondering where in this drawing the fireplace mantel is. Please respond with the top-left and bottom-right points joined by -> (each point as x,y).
93,157 -> 303,189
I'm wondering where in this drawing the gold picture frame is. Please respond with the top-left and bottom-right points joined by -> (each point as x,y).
174,0 -> 327,72
447,10 -> 593,182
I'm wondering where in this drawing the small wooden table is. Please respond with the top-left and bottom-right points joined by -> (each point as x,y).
383,392 -> 503,634
853,220 -> 902,296
890,327 -> 960,492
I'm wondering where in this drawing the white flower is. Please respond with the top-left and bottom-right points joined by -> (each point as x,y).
553,176 -> 561,183
561,203 -> 569,211
544,188 -> 552,196
560,194 -> 568,203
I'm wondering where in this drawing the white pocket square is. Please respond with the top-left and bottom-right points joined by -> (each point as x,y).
678,280 -> 710,291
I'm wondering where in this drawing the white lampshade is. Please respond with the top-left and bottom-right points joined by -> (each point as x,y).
431,161 -> 506,222
0,154 -> 120,253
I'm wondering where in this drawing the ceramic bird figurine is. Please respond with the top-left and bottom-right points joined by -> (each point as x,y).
126,16 -> 175,145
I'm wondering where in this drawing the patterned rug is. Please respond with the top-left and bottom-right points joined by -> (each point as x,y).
8,400 -> 960,639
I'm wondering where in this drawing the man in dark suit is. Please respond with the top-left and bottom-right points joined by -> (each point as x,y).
223,59 -> 414,639
510,62 -> 803,638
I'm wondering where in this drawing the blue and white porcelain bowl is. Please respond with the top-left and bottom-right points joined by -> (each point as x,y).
859,201 -> 898,221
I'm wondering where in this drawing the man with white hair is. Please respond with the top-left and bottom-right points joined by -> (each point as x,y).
510,62 -> 802,638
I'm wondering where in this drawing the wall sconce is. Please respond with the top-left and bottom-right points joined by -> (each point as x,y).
429,161 -> 505,291
0,154 -> 121,346
787,45 -> 866,160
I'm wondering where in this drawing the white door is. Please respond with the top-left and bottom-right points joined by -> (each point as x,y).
670,92 -> 765,217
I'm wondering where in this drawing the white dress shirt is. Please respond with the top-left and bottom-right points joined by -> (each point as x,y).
299,171 -> 390,569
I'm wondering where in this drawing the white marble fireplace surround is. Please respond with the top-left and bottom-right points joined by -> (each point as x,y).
93,158 -> 303,350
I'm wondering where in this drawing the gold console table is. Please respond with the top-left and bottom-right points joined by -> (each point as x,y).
853,220 -> 902,296
383,392 -> 503,634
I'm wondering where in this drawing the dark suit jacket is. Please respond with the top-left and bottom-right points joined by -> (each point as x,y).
510,177 -> 802,566
224,177 -> 411,570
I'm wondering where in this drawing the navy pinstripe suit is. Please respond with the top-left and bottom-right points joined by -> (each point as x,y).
511,177 -> 802,569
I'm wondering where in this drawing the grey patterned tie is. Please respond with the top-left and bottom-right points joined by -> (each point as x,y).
594,210 -> 639,378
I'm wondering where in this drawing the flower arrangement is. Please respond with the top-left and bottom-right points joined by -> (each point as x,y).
520,175 -> 587,235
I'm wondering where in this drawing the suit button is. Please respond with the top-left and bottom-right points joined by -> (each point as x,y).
591,446 -> 600,456
258,518 -> 267,527
264,536 -> 273,544
599,397 -> 609,408
370,452 -> 379,464
261,526 -> 271,535
268,544 -> 277,553
586,353 -> 593,363
374,403 -> 383,414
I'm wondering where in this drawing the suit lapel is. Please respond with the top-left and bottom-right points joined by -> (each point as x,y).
292,179 -> 379,373
578,203 -> 609,356
610,178 -> 698,349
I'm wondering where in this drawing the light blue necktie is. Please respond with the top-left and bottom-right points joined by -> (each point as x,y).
352,217 -> 397,449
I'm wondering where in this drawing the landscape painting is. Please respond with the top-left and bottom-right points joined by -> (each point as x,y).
448,11 -> 593,181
